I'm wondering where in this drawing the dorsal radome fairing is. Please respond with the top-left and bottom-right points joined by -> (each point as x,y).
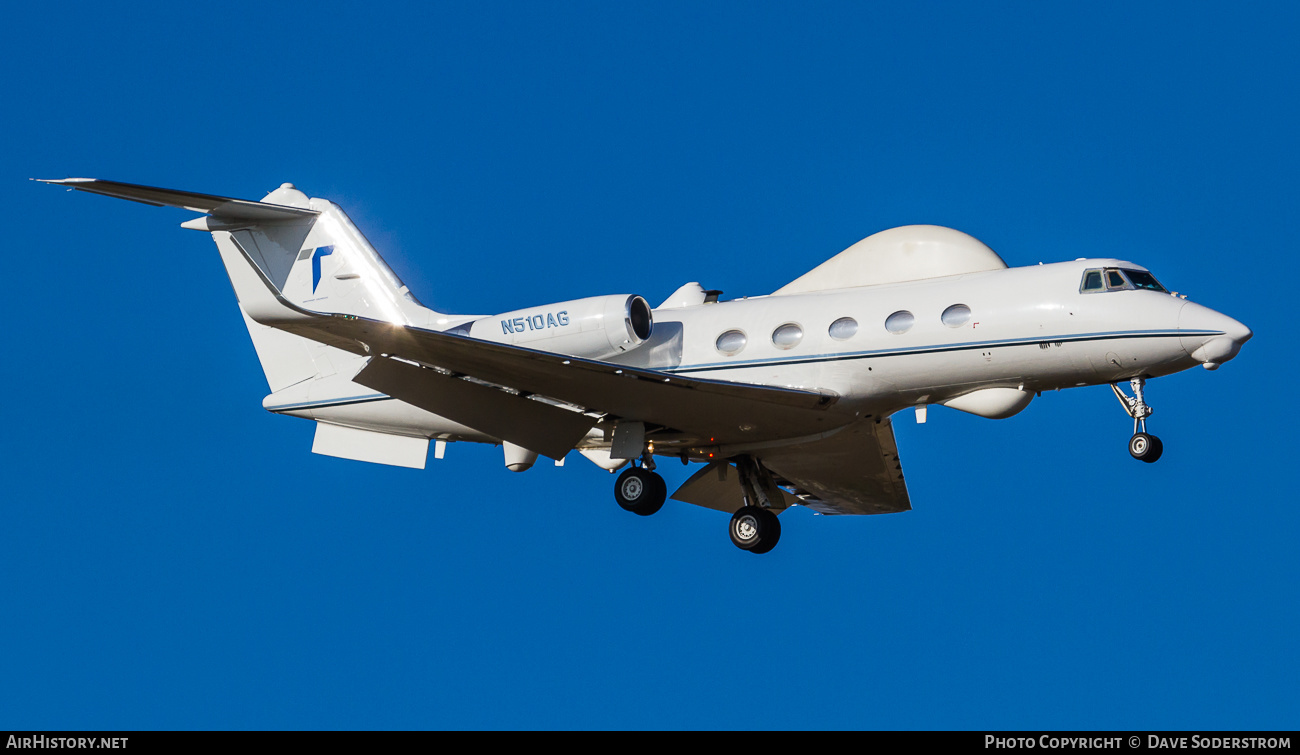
773,225 -> 1009,295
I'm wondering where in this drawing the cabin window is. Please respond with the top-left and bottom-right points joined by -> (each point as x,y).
1123,269 -> 1168,293
716,329 -> 747,356
941,304 -> 972,328
1106,269 -> 1129,290
1081,270 -> 1104,292
828,317 -> 858,340
772,323 -> 804,349
885,310 -> 914,334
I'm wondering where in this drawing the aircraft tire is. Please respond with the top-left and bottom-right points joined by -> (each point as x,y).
1142,435 -> 1164,463
730,506 -> 780,553
615,467 -> 666,516
749,509 -> 782,555
1128,432 -> 1163,463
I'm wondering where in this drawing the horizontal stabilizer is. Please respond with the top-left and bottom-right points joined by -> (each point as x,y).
35,178 -> 318,221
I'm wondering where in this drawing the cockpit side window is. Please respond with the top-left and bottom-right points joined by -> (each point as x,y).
1123,269 -> 1168,293
1082,266 -> 1166,294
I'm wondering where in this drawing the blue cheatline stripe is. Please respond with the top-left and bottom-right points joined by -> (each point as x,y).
266,393 -> 391,413
664,329 -> 1222,375
264,329 -> 1223,409
311,245 -> 335,293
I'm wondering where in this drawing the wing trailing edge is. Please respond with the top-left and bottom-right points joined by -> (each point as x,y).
668,419 -> 911,516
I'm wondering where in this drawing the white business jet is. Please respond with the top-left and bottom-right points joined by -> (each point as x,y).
40,179 -> 1251,554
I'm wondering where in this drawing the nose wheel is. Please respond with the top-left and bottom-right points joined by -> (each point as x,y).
1128,432 -> 1163,463
1113,377 -> 1163,463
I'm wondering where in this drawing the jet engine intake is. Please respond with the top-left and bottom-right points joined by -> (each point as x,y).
462,294 -> 653,361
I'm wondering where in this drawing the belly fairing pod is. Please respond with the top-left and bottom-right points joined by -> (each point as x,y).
940,387 -> 1035,419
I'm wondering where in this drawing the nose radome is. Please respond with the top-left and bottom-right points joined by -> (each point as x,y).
1179,301 -> 1251,370
1225,317 -> 1253,346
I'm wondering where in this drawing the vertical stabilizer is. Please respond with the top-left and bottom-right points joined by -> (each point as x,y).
38,178 -> 443,394
275,199 -> 435,326
190,184 -> 442,392
211,183 -> 438,326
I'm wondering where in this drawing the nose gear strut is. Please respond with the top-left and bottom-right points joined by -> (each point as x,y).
1112,377 -> 1163,463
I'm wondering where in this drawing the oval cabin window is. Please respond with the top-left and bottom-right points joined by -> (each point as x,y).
715,329 -> 747,356
941,304 -> 972,328
885,310 -> 914,334
828,317 -> 858,340
772,323 -> 804,350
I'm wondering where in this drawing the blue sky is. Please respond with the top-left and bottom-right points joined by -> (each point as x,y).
2,2 -> 1296,730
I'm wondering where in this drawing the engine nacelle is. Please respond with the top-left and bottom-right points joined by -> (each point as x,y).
462,294 -> 653,360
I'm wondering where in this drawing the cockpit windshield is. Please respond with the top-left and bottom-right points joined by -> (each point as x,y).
1122,269 -> 1168,292
1080,267 -> 1168,294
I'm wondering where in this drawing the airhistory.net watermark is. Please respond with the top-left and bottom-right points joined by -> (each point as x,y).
6,736 -> 127,750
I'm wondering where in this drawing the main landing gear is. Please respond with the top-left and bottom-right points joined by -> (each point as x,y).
728,455 -> 783,554
729,506 -> 781,554
1112,377 -> 1163,463
613,458 -> 666,516
610,452 -> 785,554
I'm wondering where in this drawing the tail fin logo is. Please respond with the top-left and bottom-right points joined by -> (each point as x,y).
311,246 -> 335,293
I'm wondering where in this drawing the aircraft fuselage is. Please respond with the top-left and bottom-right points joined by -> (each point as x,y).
640,258 -> 1246,419
41,178 -> 1254,551
272,257 -> 1248,449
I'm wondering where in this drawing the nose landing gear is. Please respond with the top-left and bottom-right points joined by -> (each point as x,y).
1128,432 -> 1162,462
1112,377 -> 1163,463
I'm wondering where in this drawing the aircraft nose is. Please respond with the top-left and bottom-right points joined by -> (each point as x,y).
1179,301 -> 1252,370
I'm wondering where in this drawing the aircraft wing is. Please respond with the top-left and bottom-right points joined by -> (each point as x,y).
220,229 -> 851,456
52,180 -> 907,516
670,419 -> 911,515
209,218 -> 904,509
758,418 -> 910,515
324,318 -> 848,454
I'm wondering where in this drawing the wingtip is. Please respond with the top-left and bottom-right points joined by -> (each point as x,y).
33,177 -> 96,185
